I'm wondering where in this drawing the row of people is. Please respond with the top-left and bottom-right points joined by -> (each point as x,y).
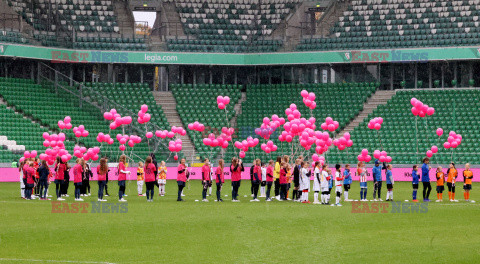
19,155 -> 474,204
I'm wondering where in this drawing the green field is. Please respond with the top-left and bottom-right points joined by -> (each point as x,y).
0,181 -> 479,264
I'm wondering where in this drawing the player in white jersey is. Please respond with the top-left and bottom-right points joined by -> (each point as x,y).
313,161 -> 322,204
332,164 -> 344,206
320,164 -> 330,204
358,161 -> 368,201
300,161 -> 311,203
208,166 -> 215,196
260,163 -> 267,197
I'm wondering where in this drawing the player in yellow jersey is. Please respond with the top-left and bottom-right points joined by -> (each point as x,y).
137,162 -> 145,196
158,161 -> 167,196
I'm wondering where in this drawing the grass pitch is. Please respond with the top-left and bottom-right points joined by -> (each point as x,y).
0,181 -> 479,264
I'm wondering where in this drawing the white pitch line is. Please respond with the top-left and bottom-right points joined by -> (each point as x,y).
0,258 -> 115,264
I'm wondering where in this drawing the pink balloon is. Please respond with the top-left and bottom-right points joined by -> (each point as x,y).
104,112 -> 113,120
81,130 -> 89,137
61,155 -> 68,163
410,98 -> 418,106
30,150 -> 37,158
374,123 -> 381,130
167,132 -> 175,138
109,123 -> 117,130
357,154 -> 365,162
203,138 -> 212,146
308,92 -> 316,101
436,128 -> 443,137
58,121 -> 65,129
365,155 -> 372,163
218,103 -> 226,110
141,104 -> 148,113
65,123 -> 72,130
426,150 -> 433,158
426,107 -> 435,116
361,149 -> 368,156
143,114 -> 151,123
327,124 -> 335,131
386,156 -> 392,163
300,90 -> 308,98
373,150 -> 381,159
444,142 -> 451,149
239,151 -> 246,158
75,131 -> 82,137
411,107 -> 419,116
119,145 -> 126,151
119,138 -> 127,145
431,146 -> 438,153
146,132 -> 153,139
123,116 -> 132,125
223,96 -> 230,105
188,123 -> 194,130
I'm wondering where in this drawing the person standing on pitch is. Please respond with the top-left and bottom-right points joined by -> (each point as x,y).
372,160 -> 382,201
177,158 -> 187,202
201,158 -> 211,202
447,162 -> 458,202
412,165 -> 420,202
215,159 -> 225,202
158,161 -> 167,196
97,158 -> 108,202
312,161 -> 321,204
265,160 -> 274,201
300,161 -> 311,203
343,164 -> 352,201
463,163 -> 473,202
435,166 -> 445,202
73,158 -> 84,201
230,157 -> 244,202
333,164 -> 344,206
38,160 -> 50,200
251,159 -> 261,202
137,162 -> 145,196
260,162 -> 267,198
358,161 -> 368,201
385,164 -> 394,201
274,156 -> 281,200
421,157 -> 432,202
144,156 -> 156,202
118,155 -> 130,202
293,158 -> 301,202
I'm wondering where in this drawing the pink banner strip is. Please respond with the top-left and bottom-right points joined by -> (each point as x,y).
1,167 -> 477,182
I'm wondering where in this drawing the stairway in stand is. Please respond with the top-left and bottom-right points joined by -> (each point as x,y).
153,91 -> 196,159
339,90 -> 396,135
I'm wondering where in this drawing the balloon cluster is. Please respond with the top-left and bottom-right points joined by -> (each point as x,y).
58,116 -> 73,130
104,109 -> 132,130
333,132 -> 353,151
73,125 -> 89,138
300,90 -> 317,110
203,130 -> 232,149
410,98 -> 435,117
234,137 -> 259,158
311,154 -> 325,164
217,96 -> 230,110
168,139 -> 183,159
357,149 -> 372,163
255,115 -> 286,140
320,117 -> 339,132
42,132 -> 66,149
24,150 -> 38,159
367,117 -> 383,130
426,145 -> 438,158
154,130 -> 175,139
285,104 -> 302,122
260,140 -> 278,154
74,146 -> 100,161
97,133 -> 114,145
444,131 -> 462,149
187,121 -> 205,132
374,150 -> 392,163
137,104 -> 151,124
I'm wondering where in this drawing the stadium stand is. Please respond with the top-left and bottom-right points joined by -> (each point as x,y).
225,82 -> 378,162
82,81 -> 174,160
331,89 -> 480,164
171,84 -> 242,158
0,78 -> 169,162
297,0 -> 480,51
0,103 -> 48,162
167,0 -> 301,52
7,0 -> 147,50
